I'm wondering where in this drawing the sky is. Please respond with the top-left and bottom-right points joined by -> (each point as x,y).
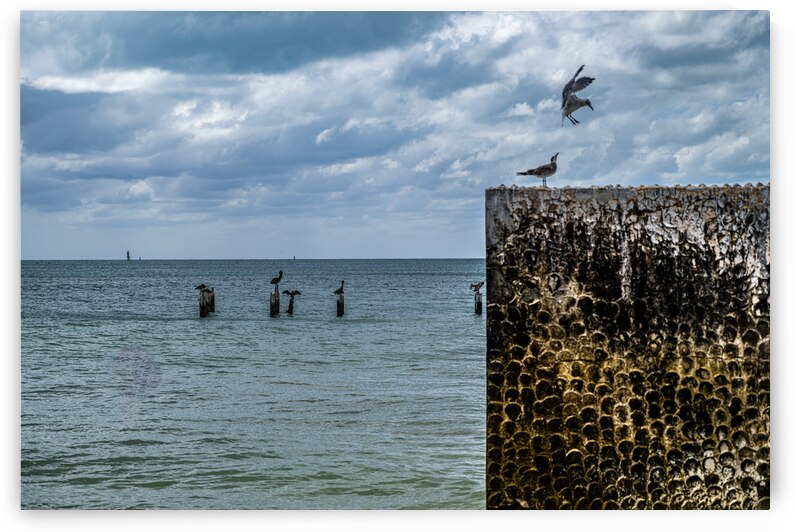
19,10 -> 770,259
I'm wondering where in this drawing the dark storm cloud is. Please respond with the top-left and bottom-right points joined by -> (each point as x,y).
21,11 -> 449,76
21,176 -> 85,211
21,85 -> 100,125
21,86 -> 144,153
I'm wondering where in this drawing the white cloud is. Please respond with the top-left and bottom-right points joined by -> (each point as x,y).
127,180 -> 153,199
169,99 -> 250,142
25,68 -> 180,94
315,128 -> 335,144
674,132 -> 752,174
172,100 -> 198,117
505,102 -> 534,117
536,98 -> 557,112
635,11 -> 759,51
441,159 -> 472,179
317,158 -> 373,176
413,154 -> 439,173
342,117 -> 385,132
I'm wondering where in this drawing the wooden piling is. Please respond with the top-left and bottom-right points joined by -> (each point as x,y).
270,290 -> 280,317
199,289 -> 211,318
209,288 -> 215,312
475,291 -> 482,315
336,293 -> 344,317
287,297 -> 294,315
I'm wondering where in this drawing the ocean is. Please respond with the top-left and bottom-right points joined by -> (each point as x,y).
20,259 -> 486,509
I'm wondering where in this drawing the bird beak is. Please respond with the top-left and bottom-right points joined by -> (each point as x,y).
587,102 -> 594,111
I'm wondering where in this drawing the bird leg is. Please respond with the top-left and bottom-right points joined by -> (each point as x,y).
568,115 -> 578,125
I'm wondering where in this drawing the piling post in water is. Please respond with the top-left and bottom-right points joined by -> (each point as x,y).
196,283 -> 213,318
199,289 -> 212,318
269,270 -> 284,317
470,281 -> 484,315
333,281 -> 345,317
270,289 -> 280,317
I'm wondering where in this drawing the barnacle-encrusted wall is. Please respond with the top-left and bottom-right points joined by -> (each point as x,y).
485,185 -> 770,510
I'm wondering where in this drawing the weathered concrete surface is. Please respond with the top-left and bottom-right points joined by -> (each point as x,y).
485,185 -> 770,510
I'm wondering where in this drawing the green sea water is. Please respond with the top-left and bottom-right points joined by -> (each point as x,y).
21,259 -> 486,509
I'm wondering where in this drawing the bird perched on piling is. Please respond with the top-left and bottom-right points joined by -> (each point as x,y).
270,271 -> 283,289
282,290 -> 301,315
516,153 -> 558,187
561,65 -> 595,126
333,281 -> 345,295
195,284 -> 207,290
470,282 -> 484,293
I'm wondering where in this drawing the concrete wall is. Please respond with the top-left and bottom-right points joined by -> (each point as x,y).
485,185 -> 770,510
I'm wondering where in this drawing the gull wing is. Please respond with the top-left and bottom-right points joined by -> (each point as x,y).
561,65 -> 591,106
561,65 -> 583,101
569,76 -> 594,95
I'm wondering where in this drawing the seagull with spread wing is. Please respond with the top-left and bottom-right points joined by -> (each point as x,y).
561,65 -> 595,126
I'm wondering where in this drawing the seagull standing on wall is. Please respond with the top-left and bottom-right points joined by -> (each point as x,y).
516,153 -> 558,187
561,65 -> 595,126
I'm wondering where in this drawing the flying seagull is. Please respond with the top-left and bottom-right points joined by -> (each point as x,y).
516,153 -> 558,187
561,65 -> 595,126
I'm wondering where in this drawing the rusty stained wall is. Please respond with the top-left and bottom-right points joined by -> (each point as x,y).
485,185 -> 770,510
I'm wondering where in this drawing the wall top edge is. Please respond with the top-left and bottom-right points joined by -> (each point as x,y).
486,183 -> 769,192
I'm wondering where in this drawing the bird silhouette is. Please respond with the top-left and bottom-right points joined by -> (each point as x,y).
282,290 -> 301,315
516,153 -> 558,187
270,271 -> 283,289
561,65 -> 595,126
333,281 -> 345,295
470,282 -> 484,292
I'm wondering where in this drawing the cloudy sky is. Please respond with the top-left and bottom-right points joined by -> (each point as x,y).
20,10 -> 770,259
